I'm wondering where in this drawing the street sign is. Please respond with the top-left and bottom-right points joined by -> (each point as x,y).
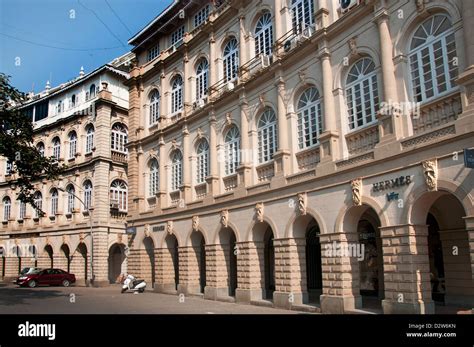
464,148 -> 474,169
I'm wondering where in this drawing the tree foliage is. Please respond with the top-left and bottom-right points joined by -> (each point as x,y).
0,73 -> 65,216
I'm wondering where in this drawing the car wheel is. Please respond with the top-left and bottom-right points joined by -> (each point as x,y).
62,279 -> 70,287
28,280 -> 37,288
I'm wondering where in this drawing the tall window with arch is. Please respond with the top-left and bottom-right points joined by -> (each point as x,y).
37,142 -> 45,157
89,84 -> 96,99
68,131 -> 77,159
224,125 -> 240,176
66,185 -> 75,214
170,150 -> 183,191
171,76 -> 183,114
196,139 -> 209,184
149,90 -> 160,126
70,94 -> 76,108
255,12 -> 273,57
257,107 -> 278,163
345,58 -> 379,131
85,125 -> 94,153
33,191 -> 42,218
83,180 -> 93,211
2,196 -> 11,222
111,123 -> 128,153
110,180 -> 128,212
196,59 -> 209,101
57,100 -> 63,115
52,137 -> 61,160
291,0 -> 314,33
223,38 -> 239,82
409,14 -> 458,103
297,87 -> 323,149
50,188 -> 59,216
19,201 -> 26,220
149,158 -> 159,197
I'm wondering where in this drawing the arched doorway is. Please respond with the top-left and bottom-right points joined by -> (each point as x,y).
422,194 -> 473,310
165,234 -> 179,291
218,226 -> 238,297
73,243 -> 88,283
252,222 -> 275,300
0,247 -> 5,278
306,222 -> 322,303
143,237 -> 155,287
13,245 -> 22,274
108,243 -> 126,283
190,230 -> 206,293
44,245 -> 53,268
60,244 -> 71,273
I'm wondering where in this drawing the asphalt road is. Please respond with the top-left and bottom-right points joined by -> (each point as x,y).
0,283 -> 298,314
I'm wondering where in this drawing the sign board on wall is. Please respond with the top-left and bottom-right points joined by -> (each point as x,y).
464,148 -> 474,169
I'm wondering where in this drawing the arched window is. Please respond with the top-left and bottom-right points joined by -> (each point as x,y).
50,188 -> 58,216
224,125 -> 240,176
170,150 -> 183,191
255,12 -> 273,56
52,137 -> 61,160
85,125 -> 94,153
291,0 -> 314,33
33,191 -> 42,218
149,90 -> 160,126
345,58 -> 379,130
89,84 -> 96,99
257,107 -> 278,163
110,180 -> 128,212
196,59 -> 209,101
19,201 -> 26,220
2,197 -> 11,222
196,139 -> 209,184
171,76 -> 183,114
83,180 -> 93,210
149,159 -> 159,197
57,100 -> 63,114
111,123 -> 128,153
297,87 -> 323,149
71,94 -> 76,108
409,14 -> 458,103
68,131 -> 77,159
36,142 -> 45,157
66,185 -> 75,214
223,38 -> 239,82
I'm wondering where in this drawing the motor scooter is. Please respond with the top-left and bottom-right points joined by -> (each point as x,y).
121,274 -> 146,293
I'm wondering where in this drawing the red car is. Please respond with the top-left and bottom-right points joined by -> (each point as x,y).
16,268 -> 76,288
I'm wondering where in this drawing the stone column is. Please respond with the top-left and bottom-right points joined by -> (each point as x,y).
91,229 -> 110,287
319,232 -> 361,314
182,125 -> 191,203
318,47 -> 339,173
37,254 -> 52,269
53,253 -> 68,272
70,247 -> 87,286
237,94 -> 252,186
274,0 -> 283,55
183,53 -> 192,115
177,246 -> 201,295
159,68 -> 168,119
204,244 -> 232,299
158,135 -> 168,208
206,113 -> 220,196
273,238 -> 308,308
273,77 -> 291,176
315,0 -> 330,29
3,257 -> 20,281
239,15 -> 247,69
380,224 -> 434,314
235,241 -> 265,302
155,247 -> 178,293
209,33 -> 217,88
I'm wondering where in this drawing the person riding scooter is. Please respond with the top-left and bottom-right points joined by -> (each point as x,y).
121,274 -> 147,293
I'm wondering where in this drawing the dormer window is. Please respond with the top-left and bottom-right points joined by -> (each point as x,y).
89,84 -> 96,99
194,5 -> 210,28
148,45 -> 160,62
171,26 -> 185,48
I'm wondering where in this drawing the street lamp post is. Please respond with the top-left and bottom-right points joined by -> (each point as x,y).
57,186 -> 94,285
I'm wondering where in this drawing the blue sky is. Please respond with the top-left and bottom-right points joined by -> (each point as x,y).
0,0 -> 171,93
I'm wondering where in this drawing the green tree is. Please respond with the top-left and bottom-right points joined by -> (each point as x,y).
0,73 -> 65,216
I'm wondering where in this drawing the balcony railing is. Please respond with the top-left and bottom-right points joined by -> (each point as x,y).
170,191 -> 181,205
345,123 -> 379,155
274,24 -> 316,58
209,77 -> 237,101
296,146 -> 320,171
256,162 -> 274,182
111,150 -> 128,163
412,92 -> 461,135
239,54 -> 274,82
223,174 -> 238,192
195,183 -> 207,199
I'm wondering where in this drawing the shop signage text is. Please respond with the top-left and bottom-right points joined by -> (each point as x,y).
152,225 -> 165,232
372,175 -> 412,192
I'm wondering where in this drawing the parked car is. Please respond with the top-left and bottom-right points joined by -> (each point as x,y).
20,267 -> 42,276
15,268 -> 76,288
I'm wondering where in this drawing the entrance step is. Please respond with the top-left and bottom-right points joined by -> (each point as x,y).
250,299 -> 274,308
345,308 -> 378,315
290,303 -> 321,313
215,296 -> 236,303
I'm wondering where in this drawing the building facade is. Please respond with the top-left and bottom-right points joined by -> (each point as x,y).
0,54 -> 132,286
125,0 -> 474,314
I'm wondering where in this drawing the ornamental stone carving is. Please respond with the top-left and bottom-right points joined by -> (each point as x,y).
297,192 -> 307,215
255,202 -> 264,222
422,159 -> 438,191
144,224 -> 150,238
351,178 -> 362,206
166,221 -> 174,234
220,210 -> 229,228
192,216 -> 199,231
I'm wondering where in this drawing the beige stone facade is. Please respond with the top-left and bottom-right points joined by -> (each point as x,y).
0,55 -> 132,286
124,0 -> 474,314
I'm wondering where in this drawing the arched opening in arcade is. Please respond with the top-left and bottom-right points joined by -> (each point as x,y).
190,230 -> 206,294
165,234 -> 179,291
218,226 -> 238,297
60,244 -> 71,273
108,243 -> 126,283
143,236 -> 156,288
252,222 -> 275,300
71,243 -> 88,284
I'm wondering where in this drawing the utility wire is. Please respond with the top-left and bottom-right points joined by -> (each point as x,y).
77,0 -> 128,49
104,0 -> 132,35
0,32 -> 123,51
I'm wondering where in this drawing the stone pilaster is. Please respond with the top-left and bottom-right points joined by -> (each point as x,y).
37,255 -> 53,269
204,244 -> 233,299
3,257 -> 20,281
273,238 -> 308,308
70,250 -> 88,286
53,254 -> 69,272
177,246 -> 201,295
319,232 -> 361,314
235,241 -> 264,302
91,230 -> 110,287
155,247 -> 178,293
380,224 -> 434,314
